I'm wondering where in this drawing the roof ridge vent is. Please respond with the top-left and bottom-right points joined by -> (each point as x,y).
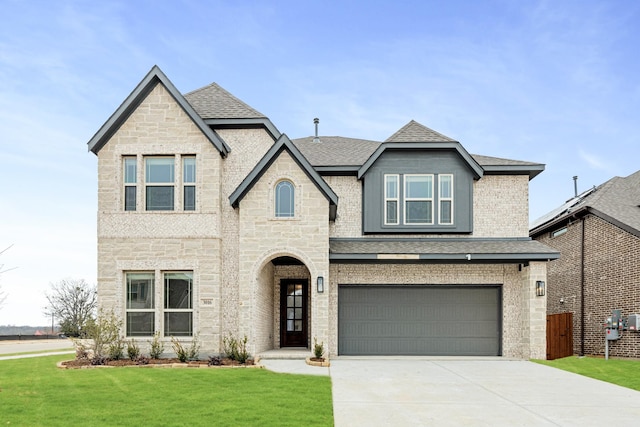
313,117 -> 321,143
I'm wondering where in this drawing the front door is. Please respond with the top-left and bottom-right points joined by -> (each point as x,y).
280,279 -> 308,347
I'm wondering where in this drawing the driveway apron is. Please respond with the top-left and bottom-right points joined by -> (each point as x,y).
330,359 -> 640,426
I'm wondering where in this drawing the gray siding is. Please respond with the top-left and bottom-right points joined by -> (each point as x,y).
362,150 -> 474,233
338,285 -> 501,355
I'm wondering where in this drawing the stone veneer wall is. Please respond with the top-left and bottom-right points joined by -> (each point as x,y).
96,83 -> 225,354
537,215 -> 640,357
237,151 -> 330,355
328,262 -> 547,359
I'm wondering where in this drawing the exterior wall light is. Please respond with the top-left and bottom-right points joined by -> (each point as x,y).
317,276 -> 324,293
536,281 -> 545,297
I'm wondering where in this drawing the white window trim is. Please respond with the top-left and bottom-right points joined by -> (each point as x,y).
403,174 -> 434,225
274,179 -> 296,218
163,271 -> 194,337
182,156 -> 196,211
144,156 -> 176,211
384,174 -> 400,225
438,174 -> 454,225
125,272 -> 155,337
123,156 -> 138,211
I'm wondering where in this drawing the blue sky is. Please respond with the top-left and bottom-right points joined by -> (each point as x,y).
1,0 -> 639,325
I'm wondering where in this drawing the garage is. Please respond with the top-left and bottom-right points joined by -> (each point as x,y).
338,285 -> 502,356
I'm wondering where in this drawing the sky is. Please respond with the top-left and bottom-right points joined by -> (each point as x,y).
1,0 -> 639,326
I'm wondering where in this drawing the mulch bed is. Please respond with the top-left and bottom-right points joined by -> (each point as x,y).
61,358 -> 256,368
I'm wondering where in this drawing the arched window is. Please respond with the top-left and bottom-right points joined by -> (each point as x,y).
275,180 -> 295,217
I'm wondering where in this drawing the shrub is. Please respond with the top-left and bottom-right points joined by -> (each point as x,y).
313,337 -> 324,359
126,339 -> 141,361
171,336 -> 199,362
73,340 -> 89,360
83,308 -> 122,359
135,355 -> 150,365
107,337 -> 125,360
148,332 -> 164,359
90,355 -> 108,366
223,334 -> 250,364
208,356 -> 222,366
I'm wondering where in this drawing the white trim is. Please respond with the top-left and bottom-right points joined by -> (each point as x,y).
403,174 -> 434,225
438,174 -> 454,225
383,174 -> 400,225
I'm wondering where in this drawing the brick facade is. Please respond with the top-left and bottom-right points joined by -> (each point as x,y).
537,215 -> 640,358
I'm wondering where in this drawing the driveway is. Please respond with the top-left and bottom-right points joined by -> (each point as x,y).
330,358 -> 640,426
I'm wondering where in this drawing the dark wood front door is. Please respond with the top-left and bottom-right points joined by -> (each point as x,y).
280,279 -> 308,347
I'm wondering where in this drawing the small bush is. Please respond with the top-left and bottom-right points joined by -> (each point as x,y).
90,356 -> 108,366
223,334 -> 250,364
73,340 -> 89,360
135,355 -> 150,365
107,337 -> 125,360
149,332 -> 164,359
126,340 -> 141,361
171,336 -> 199,362
208,356 -> 222,366
84,308 -> 122,359
313,337 -> 324,359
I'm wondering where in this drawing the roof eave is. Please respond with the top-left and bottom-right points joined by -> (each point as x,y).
357,142 -> 484,179
483,164 -> 545,180
87,65 -> 229,157
203,118 -> 282,142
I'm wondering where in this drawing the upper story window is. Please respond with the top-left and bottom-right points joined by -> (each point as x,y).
275,180 -> 295,218
123,157 -> 137,211
384,175 -> 399,225
404,174 -> 434,224
145,157 -> 175,211
183,157 -> 196,211
439,174 -> 454,224
383,173 -> 453,227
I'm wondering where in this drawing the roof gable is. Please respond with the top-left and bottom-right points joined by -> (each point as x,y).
229,134 -> 339,220
184,82 -> 266,119
385,120 -> 455,142
87,65 -> 229,155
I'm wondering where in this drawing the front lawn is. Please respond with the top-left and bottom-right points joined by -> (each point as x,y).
534,356 -> 640,391
0,355 -> 333,426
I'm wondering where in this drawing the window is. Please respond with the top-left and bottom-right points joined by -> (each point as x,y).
384,175 -> 399,225
145,157 -> 175,211
123,157 -> 137,211
404,174 -> 433,224
439,174 -> 453,224
275,180 -> 295,218
552,227 -> 567,238
183,157 -> 196,211
126,273 -> 154,336
164,272 -> 193,336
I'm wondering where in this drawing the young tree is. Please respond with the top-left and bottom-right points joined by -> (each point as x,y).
45,279 -> 97,337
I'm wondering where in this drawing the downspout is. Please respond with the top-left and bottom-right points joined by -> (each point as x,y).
580,216 -> 586,356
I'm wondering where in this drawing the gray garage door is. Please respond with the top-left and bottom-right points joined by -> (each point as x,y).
338,285 -> 501,356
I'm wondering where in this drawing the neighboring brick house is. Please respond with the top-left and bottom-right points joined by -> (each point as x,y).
87,65 -> 558,359
530,171 -> 640,358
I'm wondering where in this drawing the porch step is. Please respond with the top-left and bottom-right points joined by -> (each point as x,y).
258,348 -> 310,360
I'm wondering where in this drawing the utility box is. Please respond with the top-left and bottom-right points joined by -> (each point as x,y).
606,327 -> 620,340
628,314 -> 640,331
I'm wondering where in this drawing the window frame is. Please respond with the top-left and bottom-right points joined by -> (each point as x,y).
384,174 -> 400,225
144,156 -> 175,211
125,272 -> 155,337
438,174 -> 454,225
163,271 -> 193,337
182,156 -> 196,211
403,174 -> 434,225
123,156 -> 137,211
275,180 -> 295,218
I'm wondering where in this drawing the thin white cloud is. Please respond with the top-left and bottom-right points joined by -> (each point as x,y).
578,149 -> 612,172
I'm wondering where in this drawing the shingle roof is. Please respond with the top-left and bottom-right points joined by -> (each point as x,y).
293,136 -> 381,166
385,120 -> 456,142
531,170 -> 640,236
329,238 -> 559,262
184,82 -> 266,119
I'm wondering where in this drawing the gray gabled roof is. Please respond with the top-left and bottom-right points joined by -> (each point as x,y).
293,136 -> 381,169
87,65 -> 229,156
530,170 -> 640,237
184,82 -> 266,119
385,120 -> 456,142
229,134 -> 339,220
330,237 -> 559,263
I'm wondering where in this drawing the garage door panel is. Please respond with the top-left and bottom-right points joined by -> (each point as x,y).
338,285 -> 501,356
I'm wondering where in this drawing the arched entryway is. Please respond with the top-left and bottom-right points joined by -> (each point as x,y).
252,253 -> 314,354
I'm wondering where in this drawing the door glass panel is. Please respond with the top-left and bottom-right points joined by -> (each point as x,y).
287,295 -> 294,306
287,308 -> 295,319
295,308 -> 302,319
295,295 -> 302,306
287,320 -> 294,331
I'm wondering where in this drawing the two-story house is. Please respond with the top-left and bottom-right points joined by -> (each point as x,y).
88,66 -> 558,359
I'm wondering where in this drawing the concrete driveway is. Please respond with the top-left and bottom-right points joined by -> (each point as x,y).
330,358 -> 640,426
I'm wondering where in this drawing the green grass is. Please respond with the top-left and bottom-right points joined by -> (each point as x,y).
0,355 -> 333,426
534,356 -> 640,391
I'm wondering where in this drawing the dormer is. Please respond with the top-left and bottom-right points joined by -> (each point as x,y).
359,121 -> 483,234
